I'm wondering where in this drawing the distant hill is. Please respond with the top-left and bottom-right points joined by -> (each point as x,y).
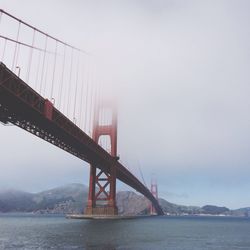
201,205 -> 229,215
0,184 -> 248,216
0,189 -> 33,212
228,207 -> 250,217
0,184 -> 88,214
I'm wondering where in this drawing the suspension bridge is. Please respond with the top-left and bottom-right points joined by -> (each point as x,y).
0,9 -> 163,216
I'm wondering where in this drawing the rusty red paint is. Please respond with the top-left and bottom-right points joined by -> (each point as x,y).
85,103 -> 118,216
44,99 -> 53,120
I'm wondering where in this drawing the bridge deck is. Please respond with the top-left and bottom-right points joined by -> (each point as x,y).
0,62 -> 163,215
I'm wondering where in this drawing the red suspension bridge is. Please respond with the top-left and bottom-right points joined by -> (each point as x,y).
0,9 -> 163,216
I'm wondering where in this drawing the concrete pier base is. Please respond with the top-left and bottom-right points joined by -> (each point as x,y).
66,214 -> 139,220
84,206 -> 118,216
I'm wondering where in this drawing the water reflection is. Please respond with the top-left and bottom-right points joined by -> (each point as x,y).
80,219 -> 126,249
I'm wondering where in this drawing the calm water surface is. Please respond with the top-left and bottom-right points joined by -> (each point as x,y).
0,214 -> 250,249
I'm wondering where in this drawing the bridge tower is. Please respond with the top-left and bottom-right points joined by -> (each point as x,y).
150,177 -> 159,215
85,102 -> 118,216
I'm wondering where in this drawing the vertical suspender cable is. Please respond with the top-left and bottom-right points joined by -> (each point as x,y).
43,50 -> 50,97
50,40 -> 58,102
11,21 -> 21,71
35,50 -> 42,90
14,42 -> 21,75
88,66 -> 94,136
90,62 -> 99,137
96,81 -> 101,136
58,45 -> 66,110
84,79 -> 89,133
1,38 -> 7,62
67,48 -> 74,116
79,57 -> 86,130
92,78 -> 99,137
73,52 -> 80,123
84,58 -> 90,133
26,28 -> 36,83
99,82 -> 103,128
39,35 -> 48,94
96,80 -> 101,127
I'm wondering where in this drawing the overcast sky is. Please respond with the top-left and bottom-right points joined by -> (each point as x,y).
0,0 -> 250,209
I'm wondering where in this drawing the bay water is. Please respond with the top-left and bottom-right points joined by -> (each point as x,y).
0,214 -> 250,249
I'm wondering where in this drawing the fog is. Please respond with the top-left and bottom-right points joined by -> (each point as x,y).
0,0 -> 250,208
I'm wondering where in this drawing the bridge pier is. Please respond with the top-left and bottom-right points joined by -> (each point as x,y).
150,177 -> 159,215
85,103 -> 118,216
85,165 -> 118,216
85,206 -> 118,216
